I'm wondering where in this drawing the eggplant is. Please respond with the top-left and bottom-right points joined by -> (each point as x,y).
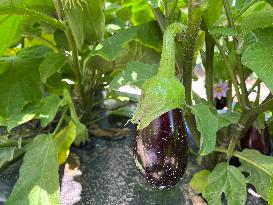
240,125 -> 272,155
215,97 -> 227,110
133,109 -> 188,189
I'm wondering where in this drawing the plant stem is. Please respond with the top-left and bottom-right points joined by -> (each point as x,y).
227,80 -> 233,111
169,0 -> 178,21
53,106 -> 68,136
248,79 -> 261,95
0,8 -> 65,30
234,0 -> 258,21
222,0 -> 249,109
204,33 -> 215,104
0,139 -> 31,148
212,36 -> 243,107
255,84 -> 260,106
163,0 -> 169,18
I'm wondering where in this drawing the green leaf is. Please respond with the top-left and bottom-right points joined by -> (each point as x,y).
242,28 -> 273,93
131,75 -> 185,129
237,149 -> 273,200
82,0 -> 105,44
203,0 -> 223,28
189,170 -> 210,194
92,21 -> 162,61
109,61 -> 158,91
203,163 -> 247,205
38,94 -> 60,127
0,46 -> 51,122
209,26 -> 238,36
6,134 -> 61,205
217,112 -> 240,130
0,147 -> 16,168
6,103 -> 39,131
241,10 -> 273,34
54,121 -> 76,164
0,0 -> 54,55
39,52 -> 67,83
191,103 -> 218,155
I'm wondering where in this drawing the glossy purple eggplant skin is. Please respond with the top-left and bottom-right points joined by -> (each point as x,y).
215,97 -> 227,110
241,126 -> 272,155
133,109 -> 188,189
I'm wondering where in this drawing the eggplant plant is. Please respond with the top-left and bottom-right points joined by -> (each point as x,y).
0,0 -> 273,205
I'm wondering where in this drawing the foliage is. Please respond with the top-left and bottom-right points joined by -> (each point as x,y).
0,0 -> 273,204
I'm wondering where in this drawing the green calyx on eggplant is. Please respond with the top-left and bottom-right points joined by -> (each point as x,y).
131,23 -> 188,189
240,125 -> 272,155
133,109 -> 188,189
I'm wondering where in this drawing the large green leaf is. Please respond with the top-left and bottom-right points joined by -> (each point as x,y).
0,46 -> 51,123
269,179 -> 273,205
109,61 -> 158,91
242,28 -> 273,93
203,0 -> 223,28
241,9 -> 273,34
0,147 -> 15,168
39,52 -> 67,83
92,21 -> 162,61
191,103 -> 218,155
0,0 -> 54,55
54,121 -> 76,164
237,149 -> 273,200
6,134 -> 61,205
217,112 -> 240,130
203,163 -> 247,205
38,94 -> 60,127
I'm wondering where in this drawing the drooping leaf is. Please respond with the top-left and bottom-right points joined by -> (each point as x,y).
241,9 -> 273,34
38,94 -> 60,127
242,28 -> 273,93
109,61 -> 158,91
6,134 -> 61,205
0,147 -> 16,168
39,52 -> 67,83
0,46 -> 51,123
237,149 -> 273,200
82,0 -> 105,44
54,121 -> 76,164
92,21 -> 162,61
203,163 -> 247,205
189,170 -> 210,194
191,103 -> 218,155
203,0 -> 223,28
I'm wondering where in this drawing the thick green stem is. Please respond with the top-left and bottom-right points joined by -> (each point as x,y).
222,0 -> 249,109
158,23 -> 186,78
0,8 -> 65,30
53,106 -> 68,136
204,33 -> 215,104
0,139 -> 31,148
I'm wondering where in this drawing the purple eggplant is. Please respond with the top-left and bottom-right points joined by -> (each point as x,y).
240,125 -> 272,155
215,97 -> 227,110
133,109 -> 188,189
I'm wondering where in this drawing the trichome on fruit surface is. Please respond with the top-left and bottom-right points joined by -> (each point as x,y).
240,125 -> 272,155
132,23 -> 188,189
133,109 -> 188,189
